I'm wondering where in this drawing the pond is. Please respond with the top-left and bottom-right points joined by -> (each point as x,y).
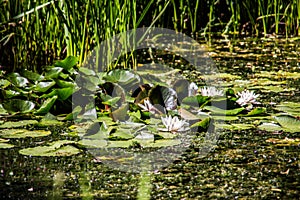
1,36 -> 300,199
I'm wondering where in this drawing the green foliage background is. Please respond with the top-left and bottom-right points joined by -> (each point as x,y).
1,0 -> 299,71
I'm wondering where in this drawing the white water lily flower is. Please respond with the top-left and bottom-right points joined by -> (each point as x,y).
160,115 -> 186,133
200,86 -> 224,97
188,82 -> 199,96
138,99 -> 160,114
236,90 -> 260,107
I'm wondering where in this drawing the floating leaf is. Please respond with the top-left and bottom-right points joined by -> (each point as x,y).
231,123 -> 255,130
0,142 -> 14,149
105,69 -> 139,84
56,87 -> 74,100
110,129 -> 134,140
65,105 -> 82,120
0,129 -> 51,138
250,85 -> 294,93
0,120 -> 38,129
45,67 -> 63,79
0,104 -> 8,115
0,79 -> 11,88
102,96 -> 121,106
107,140 -> 133,148
7,73 -> 29,87
274,115 -> 300,132
257,123 -> 282,132
55,79 -> 76,88
212,115 -> 238,121
178,108 -> 201,120
182,95 -> 210,108
204,106 -> 244,116
37,117 -> 63,127
215,123 -> 234,130
2,99 -> 35,113
79,67 -> 96,76
35,95 -> 58,115
275,102 -> 300,116
4,90 -> 21,98
22,70 -> 43,81
243,107 -> 266,116
191,118 -> 211,129
54,56 -> 78,71
143,139 -> 181,147
19,140 -> 80,156
34,81 -> 56,92
155,131 -> 177,139
111,103 -> 129,121
78,139 -> 107,148
218,123 -> 254,130
203,73 -> 241,81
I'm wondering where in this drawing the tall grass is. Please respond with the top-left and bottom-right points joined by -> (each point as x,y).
1,0 -> 299,71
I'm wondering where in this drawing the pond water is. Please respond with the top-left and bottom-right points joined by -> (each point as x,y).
1,36 -> 300,199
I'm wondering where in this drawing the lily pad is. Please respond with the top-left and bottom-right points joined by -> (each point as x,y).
0,129 -> 51,138
274,115 -> 300,132
34,81 -> 56,92
275,102 -> 300,116
0,104 -> 8,115
7,73 -> 29,87
204,106 -> 244,116
0,142 -> 14,149
243,107 -> 266,116
0,120 -> 38,129
212,115 -> 238,121
37,118 -> 63,127
250,85 -> 294,93
134,132 -> 155,146
105,69 -> 139,85
78,139 -> 107,148
182,95 -> 209,107
143,139 -> 181,147
110,129 -> 135,140
191,118 -> 211,129
218,123 -> 254,130
55,79 -> 76,88
22,70 -> 43,81
107,140 -> 133,148
0,79 -> 11,88
45,67 -> 63,79
19,140 -> 80,156
3,99 -> 35,113
54,56 -> 78,71
202,73 -> 241,81
79,67 -> 96,76
257,123 -> 282,132
56,87 -> 74,100
155,131 -> 177,139
231,123 -> 255,130
35,95 -> 58,115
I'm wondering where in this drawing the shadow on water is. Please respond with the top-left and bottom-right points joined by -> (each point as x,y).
1,37 -> 300,199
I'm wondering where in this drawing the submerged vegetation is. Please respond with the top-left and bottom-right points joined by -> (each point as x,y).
1,0 -> 300,70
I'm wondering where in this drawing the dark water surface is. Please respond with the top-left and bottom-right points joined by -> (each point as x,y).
1,37 -> 300,199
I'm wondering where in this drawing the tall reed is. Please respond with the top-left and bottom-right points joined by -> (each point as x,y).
1,0 -> 300,71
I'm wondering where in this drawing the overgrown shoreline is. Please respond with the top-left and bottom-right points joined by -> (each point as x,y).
1,0 -> 299,70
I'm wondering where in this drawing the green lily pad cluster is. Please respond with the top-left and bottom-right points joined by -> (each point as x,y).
1,55 -> 300,156
0,56 -> 79,116
70,67 -> 273,150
